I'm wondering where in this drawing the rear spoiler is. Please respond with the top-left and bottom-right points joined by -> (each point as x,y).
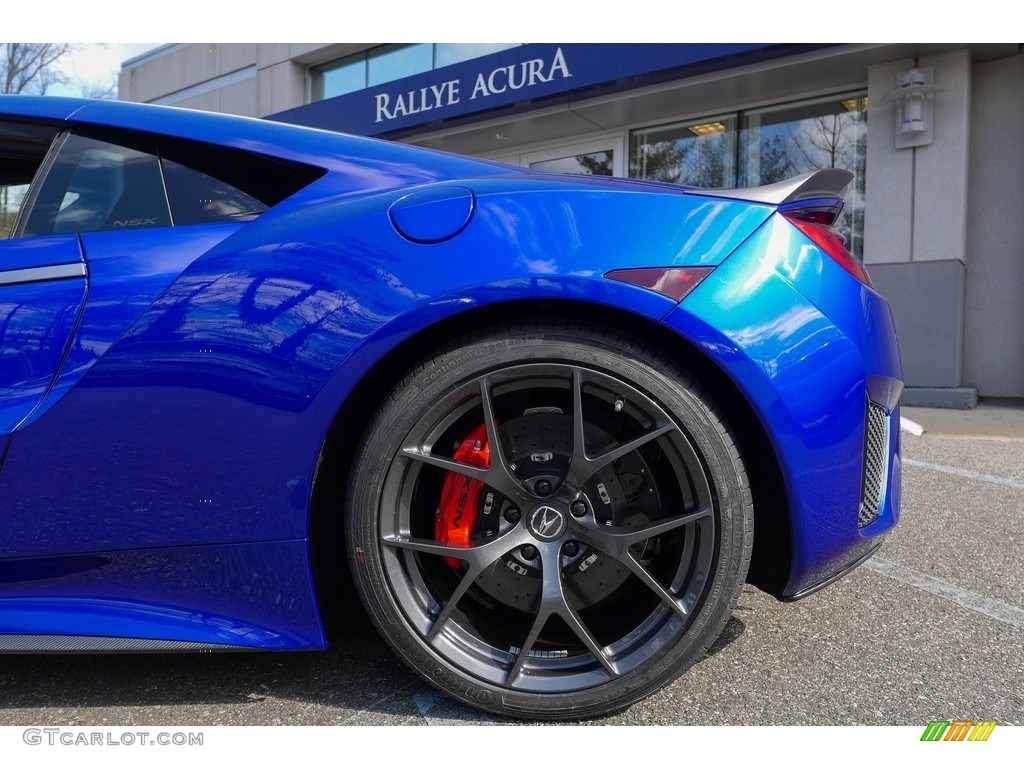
694,169 -> 854,205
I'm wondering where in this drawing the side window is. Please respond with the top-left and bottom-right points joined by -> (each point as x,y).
156,135 -> 324,226
0,121 -> 60,239
13,126 -> 324,237
161,158 -> 267,225
21,133 -> 171,237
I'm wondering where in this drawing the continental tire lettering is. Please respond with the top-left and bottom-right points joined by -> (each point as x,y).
428,663 -> 494,704
418,339 -> 531,388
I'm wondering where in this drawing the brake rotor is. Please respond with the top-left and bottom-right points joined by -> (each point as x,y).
436,410 -> 662,613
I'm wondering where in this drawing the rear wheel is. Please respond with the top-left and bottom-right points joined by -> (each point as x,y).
346,322 -> 752,719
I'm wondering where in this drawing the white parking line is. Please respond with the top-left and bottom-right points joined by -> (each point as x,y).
863,557 -> 1024,630
903,458 -> 1024,491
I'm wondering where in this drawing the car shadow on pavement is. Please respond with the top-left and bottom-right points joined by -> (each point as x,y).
0,606 -> 746,725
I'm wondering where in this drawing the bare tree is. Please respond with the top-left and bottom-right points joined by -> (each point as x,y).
2,43 -> 73,94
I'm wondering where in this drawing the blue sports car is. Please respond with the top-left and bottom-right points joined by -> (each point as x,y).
0,95 -> 901,719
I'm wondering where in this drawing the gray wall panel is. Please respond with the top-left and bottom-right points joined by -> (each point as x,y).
964,53 -> 1024,398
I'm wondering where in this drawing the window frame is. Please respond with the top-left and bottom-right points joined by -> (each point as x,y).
5,125 -> 65,240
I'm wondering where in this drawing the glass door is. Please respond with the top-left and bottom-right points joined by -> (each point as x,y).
522,137 -> 624,177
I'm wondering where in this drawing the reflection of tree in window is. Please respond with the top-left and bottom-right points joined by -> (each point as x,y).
630,141 -> 683,184
530,151 -> 612,176
630,95 -> 867,258
573,151 -> 613,176
0,121 -> 59,238
630,119 -> 736,188
743,97 -> 866,257
0,185 -> 27,237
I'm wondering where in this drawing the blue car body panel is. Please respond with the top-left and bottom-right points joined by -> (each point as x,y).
0,236 -> 87,452
667,213 -> 902,596
0,95 -> 901,650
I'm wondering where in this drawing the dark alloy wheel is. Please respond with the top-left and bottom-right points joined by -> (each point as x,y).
346,322 -> 752,719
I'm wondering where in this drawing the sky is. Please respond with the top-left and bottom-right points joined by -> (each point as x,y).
49,44 -> 161,98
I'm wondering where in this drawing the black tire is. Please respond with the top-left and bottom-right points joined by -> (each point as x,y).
345,321 -> 752,719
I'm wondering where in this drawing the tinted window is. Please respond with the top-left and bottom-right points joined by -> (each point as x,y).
161,157 -> 267,225
22,133 -> 170,237
155,135 -> 323,215
17,127 -> 324,237
0,121 -> 59,238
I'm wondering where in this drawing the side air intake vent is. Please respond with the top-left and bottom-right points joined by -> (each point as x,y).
859,401 -> 889,528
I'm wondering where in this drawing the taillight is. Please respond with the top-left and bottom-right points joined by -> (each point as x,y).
782,211 -> 872,287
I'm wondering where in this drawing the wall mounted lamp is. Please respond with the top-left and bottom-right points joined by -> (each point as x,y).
887,67 -> 944,149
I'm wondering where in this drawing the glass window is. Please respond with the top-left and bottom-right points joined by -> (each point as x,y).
21,134 -> 170,237
161,158 -> 267,225
0,121 -> 60,239
368,44 -> 433,87
530,150 -> 614,176
14,127 -> 322,237
434,43 -> 520,69
741,94 -> 867,256
630,92 -> 867,258
310,58 -> 366,101
0,183 -> 29,238
155,134 -> 323,218
630,116 -> 737,188
309,44 -> 525,103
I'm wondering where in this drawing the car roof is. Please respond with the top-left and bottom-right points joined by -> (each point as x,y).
0,94 -> 511,183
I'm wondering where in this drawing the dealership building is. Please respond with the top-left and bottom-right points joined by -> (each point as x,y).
118,43 -> 1024,406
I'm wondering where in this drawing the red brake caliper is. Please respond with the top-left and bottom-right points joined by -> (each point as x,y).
436,423 -> 491,569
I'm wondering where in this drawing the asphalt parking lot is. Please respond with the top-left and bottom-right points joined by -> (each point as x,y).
0,403 -> 1021,727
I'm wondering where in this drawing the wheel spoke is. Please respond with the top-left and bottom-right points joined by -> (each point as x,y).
382,527 -> 532,572
426,563 -> 481,642
401,446 -> 490,481
477,376 -> 531,500
590,423 -> 675,470
478,376 -> 503,464
507,543 -> 618,686
568,367 -> 677,486
621,553 -> 690,620
606,507 -> 712,548
559,603 -> 618,676
567,506 -> 712,622
571,367 -> 588,462
401,445 -> 526,504
587,506 -> 712,553
506,608 -> 548,685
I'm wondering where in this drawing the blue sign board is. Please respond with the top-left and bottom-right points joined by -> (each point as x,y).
270,43 -> 814,137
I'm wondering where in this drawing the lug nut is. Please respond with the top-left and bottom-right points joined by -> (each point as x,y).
563,541 -> 579,557
504,506 -> 521,524
570,500 -> 588,517
535,479 -> 552,496
521,545 -> 538,560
